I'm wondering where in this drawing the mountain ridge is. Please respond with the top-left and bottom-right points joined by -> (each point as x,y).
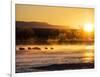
16,21 -> 71,29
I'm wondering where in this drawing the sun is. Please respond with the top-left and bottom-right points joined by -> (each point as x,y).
83,24 -> 93,32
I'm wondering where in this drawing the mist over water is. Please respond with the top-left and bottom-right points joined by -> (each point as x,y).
16,44 -> 94,72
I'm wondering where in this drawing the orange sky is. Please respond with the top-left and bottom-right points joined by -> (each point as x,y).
16,4 -> 94,29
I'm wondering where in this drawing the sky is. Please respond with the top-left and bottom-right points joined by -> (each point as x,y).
16,4 -> 94,29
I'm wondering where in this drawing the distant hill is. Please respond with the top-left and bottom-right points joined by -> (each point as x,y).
16,21 -> 70,29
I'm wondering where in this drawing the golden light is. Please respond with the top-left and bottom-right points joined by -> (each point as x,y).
82,52 -> 94,63
83,24 -> 93,32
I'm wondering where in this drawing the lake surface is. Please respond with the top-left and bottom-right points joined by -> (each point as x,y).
16,44 -> 94,73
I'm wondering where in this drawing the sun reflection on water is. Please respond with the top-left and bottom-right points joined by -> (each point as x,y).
82,51 -> 94,63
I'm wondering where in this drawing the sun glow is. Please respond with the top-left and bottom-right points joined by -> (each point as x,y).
83,24 -> 93,32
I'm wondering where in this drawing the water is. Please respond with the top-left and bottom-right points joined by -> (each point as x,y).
16,44 -> 94,73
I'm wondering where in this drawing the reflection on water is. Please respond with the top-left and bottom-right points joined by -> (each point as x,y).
83,47 -> 94,63
16,44 -> 94,73
85,45 -> 94,50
